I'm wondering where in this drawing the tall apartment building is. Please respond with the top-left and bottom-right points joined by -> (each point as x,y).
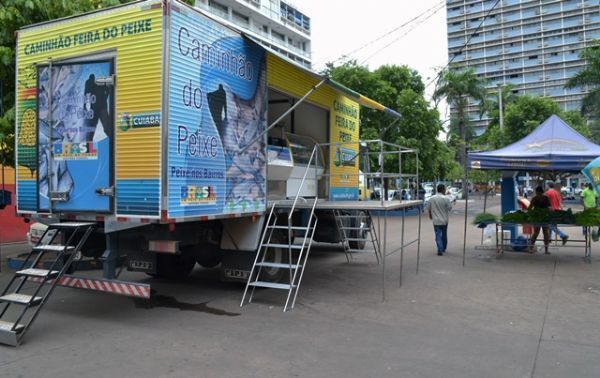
446,0 -> 600,135
194,0 -> 312,67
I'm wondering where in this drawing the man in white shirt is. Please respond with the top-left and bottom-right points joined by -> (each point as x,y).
426,184 -> 453,256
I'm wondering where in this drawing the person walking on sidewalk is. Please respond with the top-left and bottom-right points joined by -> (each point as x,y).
545,181 -> 568,245
426,184 -> 453,256
528,186 -> 551,254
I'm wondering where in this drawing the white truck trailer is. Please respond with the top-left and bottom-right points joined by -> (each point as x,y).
1,0 -> 418,346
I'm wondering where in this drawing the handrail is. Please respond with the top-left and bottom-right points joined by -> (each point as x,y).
288,144 -> 318,220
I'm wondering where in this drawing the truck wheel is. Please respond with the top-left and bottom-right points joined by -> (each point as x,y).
183,244 -> 222,268
155,253 -> 196,279
258,232 -> 289,282
349,211 -> 368,250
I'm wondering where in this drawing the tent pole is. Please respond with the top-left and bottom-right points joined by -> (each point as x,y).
463,148 -> 469,267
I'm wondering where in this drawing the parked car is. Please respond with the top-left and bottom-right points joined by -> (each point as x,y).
561,186 -> 575,200
447,187 -> 462,201
388,189 -> 412,201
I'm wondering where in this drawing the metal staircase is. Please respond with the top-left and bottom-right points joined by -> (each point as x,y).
240,199 -> 318,312
334,210 -> 381,264
0,222 -> 95,346
241,145 -> 320,312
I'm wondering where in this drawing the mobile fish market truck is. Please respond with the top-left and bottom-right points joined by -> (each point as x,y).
3,0 -> 418,345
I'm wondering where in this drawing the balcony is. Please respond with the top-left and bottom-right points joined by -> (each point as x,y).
563,16 -> 583,28
447,22 -> 465,33
504,28 -> 522,38
504,44 -> 522,54
563,1 -> 581,12
447,7 -> 463,18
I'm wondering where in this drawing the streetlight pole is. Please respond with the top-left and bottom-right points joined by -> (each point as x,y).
498,84 -> 504,130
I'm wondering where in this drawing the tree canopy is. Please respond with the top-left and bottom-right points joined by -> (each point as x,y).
566,40 -> 600,120
475,95 -> 590,150
324,61 -> 460,180
432,68 -> 487,167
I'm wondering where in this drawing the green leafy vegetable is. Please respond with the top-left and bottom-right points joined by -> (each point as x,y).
473,212 -> 498,225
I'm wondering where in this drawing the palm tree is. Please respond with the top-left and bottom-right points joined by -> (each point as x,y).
433,68 -> 487,168
565,40 -> 600,120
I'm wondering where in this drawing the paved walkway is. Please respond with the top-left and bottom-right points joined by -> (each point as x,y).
0,199 -> 598,377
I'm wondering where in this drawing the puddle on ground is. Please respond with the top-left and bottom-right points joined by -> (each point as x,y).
134,293 -> 240,316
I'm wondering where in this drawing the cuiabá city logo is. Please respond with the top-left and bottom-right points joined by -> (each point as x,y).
119,112 -> 161,132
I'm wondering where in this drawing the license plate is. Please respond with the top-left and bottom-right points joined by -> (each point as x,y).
129,260 -> 153,271
223,269 -> 249,280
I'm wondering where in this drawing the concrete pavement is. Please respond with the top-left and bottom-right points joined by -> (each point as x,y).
0,199 -> 599,377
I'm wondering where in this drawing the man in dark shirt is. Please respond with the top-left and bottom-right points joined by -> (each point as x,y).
528,186 -> 551,254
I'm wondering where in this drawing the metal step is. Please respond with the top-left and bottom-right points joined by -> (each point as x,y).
0,320 -> 25,333
262,243 -> 303,249
0,293 -> 42,306
339,226 -> 367,230
255,262 -> 301,269
248,281 -> 296,290
347,248 -> 378,253
49,222 -> 96,228
344,237 -> 368,242
32,245 -> 74,253
16,268 -> 59,279
267,225 -> 313,231
0,321 -> 25,346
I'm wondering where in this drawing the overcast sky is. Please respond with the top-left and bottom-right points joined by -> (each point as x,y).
297,0 -> 449,118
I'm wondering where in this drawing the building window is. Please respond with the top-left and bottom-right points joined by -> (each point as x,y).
208,0 -> 228,17
272,30 -> 285,42
232,11 -> 249,26
280,2 -> 310,33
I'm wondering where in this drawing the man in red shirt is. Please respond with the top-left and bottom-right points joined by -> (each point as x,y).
545,181 -> 568,244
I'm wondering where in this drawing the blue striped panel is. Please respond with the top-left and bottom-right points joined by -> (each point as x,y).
116,179 -> 160,216
17,180 -> 37,211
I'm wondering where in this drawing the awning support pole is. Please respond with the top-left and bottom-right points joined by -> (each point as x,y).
463,149 -> 469,267
239,77 -> 329,154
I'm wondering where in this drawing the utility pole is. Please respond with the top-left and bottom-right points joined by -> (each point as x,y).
498,83 -> 504,130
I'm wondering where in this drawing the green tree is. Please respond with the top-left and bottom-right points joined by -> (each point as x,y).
503,95 -> 561,143
565,40 -> 600,120
432,68 -> 487,168
474,95 -> 591,152
502,96 -> 589,145
325,61 -> 445,180
0,0 -> 133,166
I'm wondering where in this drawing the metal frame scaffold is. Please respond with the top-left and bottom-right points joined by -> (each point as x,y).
313,139 -> 423,300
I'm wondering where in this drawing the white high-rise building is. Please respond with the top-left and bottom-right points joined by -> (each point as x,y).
446,0 -> 600,135
194,0 -> 312,67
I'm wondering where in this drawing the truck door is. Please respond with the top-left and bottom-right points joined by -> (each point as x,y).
37,60 -> 114,213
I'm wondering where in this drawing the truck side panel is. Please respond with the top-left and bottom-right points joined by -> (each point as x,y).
166,4 -> 267,219
266,55 -> 361,201
15,1 -> 164,217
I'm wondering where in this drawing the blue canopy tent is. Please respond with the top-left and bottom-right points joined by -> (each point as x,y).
468,115 -> 600,172
463,115 -> 600,257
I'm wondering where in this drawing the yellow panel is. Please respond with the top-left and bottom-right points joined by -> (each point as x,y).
15,1 -> 163,182
267,54 -> 360,199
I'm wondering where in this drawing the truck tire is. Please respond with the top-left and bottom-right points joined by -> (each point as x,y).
349,211 -> 368,250
258,232 -> 289,283
154,253 -> 196,279
182,244 -> 222,268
